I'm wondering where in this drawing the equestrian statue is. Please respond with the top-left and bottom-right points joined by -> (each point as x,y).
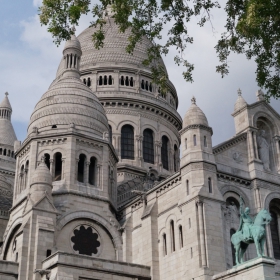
231,197 -> 272,265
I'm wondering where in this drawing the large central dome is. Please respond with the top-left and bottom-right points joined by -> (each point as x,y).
57,17 -> 167,77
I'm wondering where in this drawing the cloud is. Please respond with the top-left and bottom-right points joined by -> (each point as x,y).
33,0 -> 42,7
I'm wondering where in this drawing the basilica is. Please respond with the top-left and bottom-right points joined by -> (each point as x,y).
0,8 -> 280,280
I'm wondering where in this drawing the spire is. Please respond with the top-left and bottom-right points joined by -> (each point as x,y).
62,26 -> 82,78
234,88 -> 247,112
0,92 -> 17,146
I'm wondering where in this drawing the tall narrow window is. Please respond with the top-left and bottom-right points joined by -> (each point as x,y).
3,149 -> 6,156
270,211 -> 280,259
121,125 -> 134,160
174,144 -> 178,172
77,154 -> 86,183
149,82 -> 152,92
44,153 -> 50,169
109,125 -> 112,144
230,229 -> 236,266
130,77 -> 133,87
125,76 -> 129,86
104,75 -> 108,85
161,136 -> 169,170
88,157 -> 96,185
170,220 -> 175,252
193,135 -> 197,146
143,129 -> 154,164
141,80 -> 145,89
0,148 -> 2,155
99,76 -> 103,85
208,177 -> 212,193
121,76 -> 125,85
189,218 -> 191,229
186,180 -> 189,195
179,225 -> 183,248
87,77 -> 91,87
108,75 -> 113,85
54,152 -> 62,181
185,139 -> 187,149
25,160 -> 29,188
145,81 -> 149,90
204,136 -> 207,147
163,233 -> 167,256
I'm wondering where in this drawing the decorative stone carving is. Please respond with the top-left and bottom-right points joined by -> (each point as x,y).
257,130 -> 271,171
232,151 -> 243,163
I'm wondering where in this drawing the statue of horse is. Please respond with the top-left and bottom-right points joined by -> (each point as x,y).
231,209 -> 272,265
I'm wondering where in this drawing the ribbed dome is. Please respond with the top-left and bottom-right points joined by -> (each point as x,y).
56,17 -> 167,77
28,36 -> 109,138
183,97 -> 208,127
234,89 -> 247,111
30,159 -> 52,187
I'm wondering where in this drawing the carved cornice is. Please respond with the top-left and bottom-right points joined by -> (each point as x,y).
38,138 -> 67,146
179,124 -> 213,135
217,172 -> 251,186
213,132 -> 247,155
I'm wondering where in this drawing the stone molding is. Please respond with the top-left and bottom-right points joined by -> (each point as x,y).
213,132 -> 247,155
264,192 -> 280,209
179,124 -> 213,135
38,137 -> 67,146
217,172 -> 251,186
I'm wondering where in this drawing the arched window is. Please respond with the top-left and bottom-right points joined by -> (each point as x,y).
109,125 -> 112,144
87,77 -> 91,87
230,229 -> 236,266
7,150 -> 10,157
98,76 -> 103,85
0,148 -> 2,155
3,149 -> 6,156
83,78 -> 86,85
149,82 -> 152,92
88,157 -> 96,185
121,76 -> 125,85
130,77 -> 133,87
204,136 -> 207,147
121,125 -> 134,160
54,152 -> 62,181
77,154 -> 86,183
174,144 -> 178,172
186,180 -> 189,195
208,177 -> 212,193
143,129 -> 154,164
163,233 -> 167,256
125,76 -> 129,86
170,220 -> 175,252
25,160 -> 29,188
104,75 -> 108,85
179,225 -> 183,248
270,211 -> 280,259
108,75 -> 113,85
141,80 -> 145,89
161,136 -> 169,170
145,81 -> 149,91
44,153 -> 50,170
193,135 -> 197,146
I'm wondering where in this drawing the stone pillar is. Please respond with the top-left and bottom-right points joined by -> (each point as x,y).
266,224 -> 274,258
169,149 -> 174,172
61,158 -> 66,180
273,136 -> 280,173
24,168 -> 28,189
116,134 -> 121,159
114,70 -> 120,91
253,131 -> 259,159
85,161 -> 90,184
76,159 -> 79,181
247,129 -> 255,161
197,200 -> 207,267
49,159 -> 54,178
97,164 -> 101,188
155,141 -> 162,168
136,135 -> 143,165
254,185 -> 261,212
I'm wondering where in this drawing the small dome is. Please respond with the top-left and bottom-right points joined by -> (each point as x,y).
183,97 -> 209,127
234,89 -> 247,111
0,92 -> 12,111
30,158 -> 52,187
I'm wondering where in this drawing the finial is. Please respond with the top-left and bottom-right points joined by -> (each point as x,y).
191,96 -> 196,105
237,88 -> 242,96
71,26 -> 76,34
256,89 -> 265,101
5,92 -> 8,96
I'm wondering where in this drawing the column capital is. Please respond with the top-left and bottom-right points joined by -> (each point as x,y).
196,198 -> 204,206
136,135 -> 143,141
273,135 -> 280,141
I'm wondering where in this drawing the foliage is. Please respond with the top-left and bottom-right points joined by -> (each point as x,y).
39,0 -> 280,99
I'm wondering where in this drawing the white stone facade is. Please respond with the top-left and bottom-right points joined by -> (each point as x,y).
0,13 -> 280,280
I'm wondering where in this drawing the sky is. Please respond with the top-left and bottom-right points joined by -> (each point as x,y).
0,0 -> 279,146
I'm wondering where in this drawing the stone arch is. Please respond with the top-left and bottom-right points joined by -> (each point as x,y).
220,185 -> 250,208
141,123 -> 157,134
108,120 -> 117,132
87,151 -> 102,162
264,192 -> 280,210
116,120 -> 137,131
165,213 -> 178,227
76,148 -> 89,159
56,211 -> 122,252
253,111 -> 279,133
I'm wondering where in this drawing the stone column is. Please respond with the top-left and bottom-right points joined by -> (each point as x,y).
247,129 -> 255,161
24,168 -> 28,188
169,149 -> 174,172
266,224 -> 274,258
255,187 -> 261,212
136,135 -> 143,165
76,159 -> 79,181
97,164 -> 102,188
197,200 -> 207,267
114,70 -> 120,91
253,131 -> 259,159
61,158 -> 66,180
49,159 -> 54,178
85,161 -> 90,184
273,136 -> 280,173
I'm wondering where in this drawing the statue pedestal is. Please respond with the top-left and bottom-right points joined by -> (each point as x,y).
212,257 -> 276,280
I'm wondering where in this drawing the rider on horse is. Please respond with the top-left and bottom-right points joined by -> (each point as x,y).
237,198 -> 254,242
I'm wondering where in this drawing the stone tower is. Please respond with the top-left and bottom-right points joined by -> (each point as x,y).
56,13 -> 182,185
0,92 -> 17,241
